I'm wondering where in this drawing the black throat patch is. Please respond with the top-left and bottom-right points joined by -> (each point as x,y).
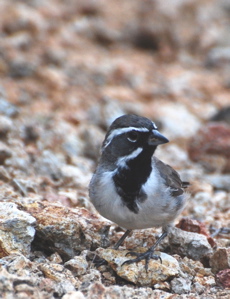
112,148 -> 153,214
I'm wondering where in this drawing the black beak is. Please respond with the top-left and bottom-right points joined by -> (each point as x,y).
148,130 -> 169,146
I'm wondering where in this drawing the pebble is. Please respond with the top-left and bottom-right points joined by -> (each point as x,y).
79,269 -> 101,291
64,256 -> 88,276
0,115 -> 13,138
33,150 -> 63,181
48,252 -> 63,264
170,277 -> 191,294
38,263 -> 80,289
188,123 -> 230,172
62,291 -> 86,299
210,247 -> 230,274
8,59 -> 37,78
193,281 -> 205,295
206,47 -> 230,67
216,269 -> 230,288
210,106 -> 230,125
0,141 -> 12,164
88,97 -> 126,129
156,102 -> 201,139
79,124 -> 104,160
0,165 -> 11,182
61,164 -> 92,188
0,98 -> 19,117
168,226 -> 213,261
205,174 -> 230,191
0,202 -> 36,257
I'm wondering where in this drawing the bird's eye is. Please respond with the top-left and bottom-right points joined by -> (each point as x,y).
127,131 -> 139,142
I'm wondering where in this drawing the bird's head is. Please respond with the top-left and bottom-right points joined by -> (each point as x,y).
101,114 -> 169,165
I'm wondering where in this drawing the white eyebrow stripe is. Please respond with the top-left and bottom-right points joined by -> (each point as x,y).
104,127 -> 149,148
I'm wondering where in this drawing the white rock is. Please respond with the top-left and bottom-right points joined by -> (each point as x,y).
98,248 -> 180,286
0,202 -> 36,257
62,291 -> 85,299
157,103 -> 201,139
170,277 -> 191,294
168,227 -> 213,260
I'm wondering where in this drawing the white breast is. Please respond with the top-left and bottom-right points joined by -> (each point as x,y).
89,165 -> 187,230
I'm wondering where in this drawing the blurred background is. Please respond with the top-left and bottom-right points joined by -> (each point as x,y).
0,0 -> 230,295
0,0 -> 229,230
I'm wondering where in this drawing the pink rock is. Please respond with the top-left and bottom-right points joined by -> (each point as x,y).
216,269 -> 230,288
188,123 -> 230,172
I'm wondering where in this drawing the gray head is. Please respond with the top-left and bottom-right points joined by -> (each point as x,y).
101,114 -> 168,164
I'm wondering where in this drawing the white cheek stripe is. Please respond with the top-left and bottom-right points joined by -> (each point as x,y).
117,147 -> 143,168
104,127 -> 149,148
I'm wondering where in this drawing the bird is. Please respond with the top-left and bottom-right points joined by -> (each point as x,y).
89,114 -> 189,270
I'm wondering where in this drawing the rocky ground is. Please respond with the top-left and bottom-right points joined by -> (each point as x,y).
0,0 -> 230,298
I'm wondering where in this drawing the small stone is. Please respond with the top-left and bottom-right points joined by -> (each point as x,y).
5,32 -> 32,51
156,103 -> 201,139
0,115 -> 13,138
48,252 -> 63,264
177,218 -> 209,235
86,282 -> 106,298
193,282 -> 205,295
0,166 -> 11,182
216,269 -> 230,288
211,106 -> 230,125
11,179 -> 38,196
21,125 -> 40,144
62,291 -> 86,299
188,123 -> 230,172
176,218 -> 216,248
33,150 -> 63,181
62,133 -> 85,158
8,59 -> 36,78
11,179 -> 27,196
64,256 -> 88,276
80,269 -> 101,291
1,254 -> 33,277
168,226 -> 213,261
87,97 -> 126,129
91,21 -> 121,46
205,174 -> 230,191
97,248 -> 180,286
43,48 -> 67,67
61,164 -> 92,188
101,271 -> 116,284
206,47 -> 230,67
179,256 -> 208,279
154,281 -> 170,291
170,277 -> 191,294
0,142 -> 12,164
194,275 -> 216,288
0,98 -> 19,117
210,248 -> 230,274
14,283 -> 35,293
0,202 -> 36,257
38,263 -> 80,289
79,125 -> 104,160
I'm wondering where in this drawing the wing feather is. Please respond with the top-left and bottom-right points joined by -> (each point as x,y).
154,157 -> 189,197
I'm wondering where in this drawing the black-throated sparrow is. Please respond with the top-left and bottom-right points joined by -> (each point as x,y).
89,114 -> 189,270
